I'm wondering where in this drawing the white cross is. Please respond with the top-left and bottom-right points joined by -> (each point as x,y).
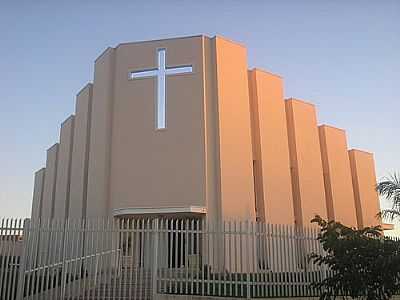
129,48 -> 193,129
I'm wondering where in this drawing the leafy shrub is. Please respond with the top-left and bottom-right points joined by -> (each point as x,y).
309,215 -> 400,300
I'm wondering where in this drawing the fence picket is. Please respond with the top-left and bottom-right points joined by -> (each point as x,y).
0,219 -> 9,300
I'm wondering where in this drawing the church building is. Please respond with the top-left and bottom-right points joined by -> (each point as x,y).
31,35 -> 381,228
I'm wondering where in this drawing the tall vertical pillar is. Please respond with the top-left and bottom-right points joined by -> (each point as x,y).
41,144 -> 59,219
87,48 -> 116,218
202,37 -> 219,222
285,98 -> 327,226
31,168 -> 45,220
69,84 -> 93,219
53,116 -> 75,220
319,125 -> 357,227
212,36 -> 256,221
349,149 -> 381,228
248,69 -> 294,224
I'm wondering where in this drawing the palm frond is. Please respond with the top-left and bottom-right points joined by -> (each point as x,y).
379,209 -> 400,222
376,172 -> 400,205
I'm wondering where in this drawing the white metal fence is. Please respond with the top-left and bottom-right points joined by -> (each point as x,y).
0,217 -> 327,299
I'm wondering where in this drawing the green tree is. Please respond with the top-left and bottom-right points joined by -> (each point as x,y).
377,172 -> 400,221
309,215 -> 400,300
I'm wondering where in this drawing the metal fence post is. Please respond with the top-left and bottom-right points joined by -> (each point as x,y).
60,220 -> 70,299
152,218 -> 160,299
246,220 -> 251,299
16,218 -> 30,300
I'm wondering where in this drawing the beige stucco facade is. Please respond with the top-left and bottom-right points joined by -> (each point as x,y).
31,35 -> 382,228
109,37 -> 207,217
349,150 -> 381,228
319,125 -> 358,227
53,115 -> 75,219
69,84 -> 93,219
285,99 -> 327,226
40,143 -> 58,219
248,69 -> 294,224
31,168 -> 45,220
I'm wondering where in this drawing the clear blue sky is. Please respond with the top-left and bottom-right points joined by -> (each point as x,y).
0,1 -> 399,217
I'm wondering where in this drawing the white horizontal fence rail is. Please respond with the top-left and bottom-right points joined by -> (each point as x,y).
0,217 -> 331,299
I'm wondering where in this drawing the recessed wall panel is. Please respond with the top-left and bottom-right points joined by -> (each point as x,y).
213,37 -> 256,221
69,84 -> 93,219
54,116 -> 75,220
87,48 -> 116,218
31,168 -> 45,220
41,144 -> 59,219
248,69 -> 294,224
285,99 -> 327,226
349,149 -> 381,228
319,125 -> 357,227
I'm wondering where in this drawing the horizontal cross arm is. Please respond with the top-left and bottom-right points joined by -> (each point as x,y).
130,69 -> 158,79
165,66 -> 193,76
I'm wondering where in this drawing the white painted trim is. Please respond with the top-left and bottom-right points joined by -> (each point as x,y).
112,206 -> 207,216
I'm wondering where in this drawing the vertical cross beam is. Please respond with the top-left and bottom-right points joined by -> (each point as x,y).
129,48 -> 193,130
